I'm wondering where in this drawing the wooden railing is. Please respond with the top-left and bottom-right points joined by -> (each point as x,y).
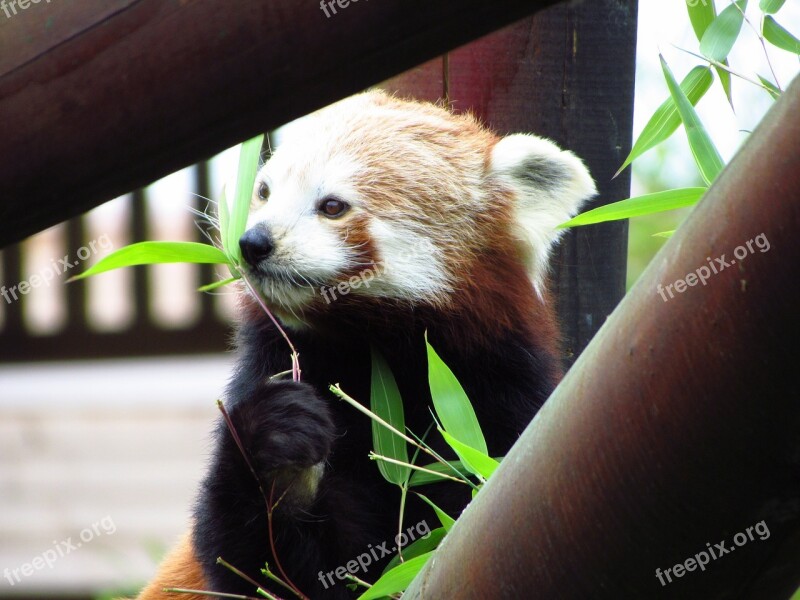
0,161 -> 231,362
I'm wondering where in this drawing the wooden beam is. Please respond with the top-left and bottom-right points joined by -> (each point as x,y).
0,0 -> 560,248
405,75 -> 800,599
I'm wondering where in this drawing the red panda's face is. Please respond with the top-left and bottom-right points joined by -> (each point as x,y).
237,91 -> 596,323
239,149 -> 366,315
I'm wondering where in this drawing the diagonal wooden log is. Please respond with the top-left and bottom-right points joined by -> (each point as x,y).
404,77 -> 800,599
0,0 -> 560,248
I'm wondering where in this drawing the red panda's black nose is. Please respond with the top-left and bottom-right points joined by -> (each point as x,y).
239,228 -> 274,267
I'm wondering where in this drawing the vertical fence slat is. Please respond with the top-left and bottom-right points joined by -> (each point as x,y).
518,2 -> 637,368
194,162 -> 216,320
65,218 -> 87,333
1,245 -> 24,334
130,189 -> 151,330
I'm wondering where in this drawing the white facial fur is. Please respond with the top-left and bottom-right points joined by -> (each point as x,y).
360,221 -> 451,303
243,151 -> 360,314
239,97 -> 455,316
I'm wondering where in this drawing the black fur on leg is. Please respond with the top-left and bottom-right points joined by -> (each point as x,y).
194,379 -> 354,598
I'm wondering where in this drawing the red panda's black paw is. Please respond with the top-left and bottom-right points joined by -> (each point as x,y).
223,380 -> 335,478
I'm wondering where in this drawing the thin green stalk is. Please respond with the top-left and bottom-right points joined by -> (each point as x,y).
344,574 -> 373,589
751,13 -> 782,90
162,588 -> 264,600
262,563 -> 302,599
267,480 -> 309,600
330,385 -> 431,456
269,369 -> 294,381
733,1 -> 782,91
371,454 -> 469,485
409,418 -> 475,486
241,272 -> 301,381
216,558 -> 279,600
397,484 -> 408,562
674,45 -> 777,91
216,401 -> 306,600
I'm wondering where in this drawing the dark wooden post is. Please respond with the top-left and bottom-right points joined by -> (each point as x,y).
384,0 -> 638,366
528,2 -> 638,367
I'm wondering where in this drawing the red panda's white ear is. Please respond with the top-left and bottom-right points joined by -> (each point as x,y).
490,133 -> 597,297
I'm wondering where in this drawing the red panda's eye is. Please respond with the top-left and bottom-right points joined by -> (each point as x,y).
319,198 -> 349,218
257,183 -> 270,201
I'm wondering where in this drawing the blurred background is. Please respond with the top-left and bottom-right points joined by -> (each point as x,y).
1,2 -> 798,598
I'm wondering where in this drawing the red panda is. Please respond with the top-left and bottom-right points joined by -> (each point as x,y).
136,90 -> 595,599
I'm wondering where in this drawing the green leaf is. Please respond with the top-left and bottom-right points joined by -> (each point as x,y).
415,494 -> 456,532
558,188 -> 706,228
383,528 -> 446,573
700,0 -> 748,62
357,552 -> 433,600
616,66 -> 713,176
652,230 -> 676,239
439,429 -> 500,481
759,0 -> 786,14
716,61 -> 734,108
198,276 -> 240,292
370,348 -> 410,485
757,74 -> 782,99
762,16 -> 800,54
227,135 -> 264,265
684,1 -> 733,107
69,241 -> 230,281
425,337 -> 487,455
660,56 -> 726,185
688,0 -> 717,41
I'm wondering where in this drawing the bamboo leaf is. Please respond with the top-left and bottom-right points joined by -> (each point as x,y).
760,0 -> 786,14
558,188 -> 706,228
660,56 -> 726,185
439,429 -> 500,481
370,348 -> 410,485
357,552 -> 433,600
616,66 -> 713,176
716,61 -> 734,108
757,74 -> 782,99
762,16 -> 800,54
683,0 -> 734,108
227,135 -> 264,265
700,0 -> 748,62
688,0 -> 717,41
383,528 -> 446,573
426,337 -> 487,455
69,241 -> 230,281
198,276 -> 240,292
415,494 -> 456,532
